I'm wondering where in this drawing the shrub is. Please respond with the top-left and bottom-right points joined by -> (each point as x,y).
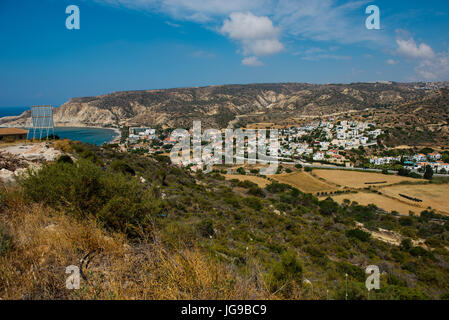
409,247 -> 434,260
196,220 -> 215,238
57,154 -> 73,164
0,229 -> 11,256
319,198 -> 339,216
247,186 -> 265,198
19,159 -> 155,237
236,167 -> 246,175
346,229 -> 371,242
398,168 -> 410,177
246,197 -> 263,211
110,159 -> 136,176
399,216 -> 414,227
266,182 -> 290,194
52,139 -> 72,153
268,250 -> 303,293
400,238 -> 413,251
336,261 -> 365,281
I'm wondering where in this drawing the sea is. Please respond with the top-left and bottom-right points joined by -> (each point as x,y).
0,106 -> 119,146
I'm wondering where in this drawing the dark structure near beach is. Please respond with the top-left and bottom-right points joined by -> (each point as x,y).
0,128 -> 29,141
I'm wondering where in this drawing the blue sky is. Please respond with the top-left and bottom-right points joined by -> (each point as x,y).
0,0 -> 448,107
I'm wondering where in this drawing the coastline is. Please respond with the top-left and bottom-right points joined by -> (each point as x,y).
58,126 -> 122,144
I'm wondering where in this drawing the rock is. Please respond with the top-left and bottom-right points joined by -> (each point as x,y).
22,153 -> 45,161
0,168 -> 14,183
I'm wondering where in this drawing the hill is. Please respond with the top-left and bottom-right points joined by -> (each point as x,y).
1,141 -> 449,299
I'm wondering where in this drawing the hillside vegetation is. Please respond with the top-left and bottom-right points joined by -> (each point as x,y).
1,141 -> 449,299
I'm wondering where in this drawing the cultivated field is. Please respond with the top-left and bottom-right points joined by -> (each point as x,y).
380,184 -> 449,215
224,174 -> 271,188
313,169 -> 420,189
331,192 -> 422,215
269,172 -> 336,194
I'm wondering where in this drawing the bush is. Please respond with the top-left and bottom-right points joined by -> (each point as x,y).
110,160 -> 136,176
57,154 -> 73,164
0,229 -> 11,256
196,220 -> 215,238
399,216 -> 414,227
319,198 -> 339,216
20,159 -> 156,237
346,229 -> 371,242
400,238 -> 413,251
247,186 -> 265,198
398,168 -> 410,177
409,247 -> 434,260
266,182 -> 290,194
336,261 -> 365,281
236,167 -> 246,175
295,164 -> 303,169
268,250 -> 303,293
246,197 -> 263,211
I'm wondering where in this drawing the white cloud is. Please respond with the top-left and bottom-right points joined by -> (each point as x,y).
415,50 -> 449,80
191,50 -> 216,58
386,59 -> 398,65
294,47 -> 351,61
396,38 -> 435,59
96,0 -> 384,44
242,56 -> 264,67
393,36 -> 448,80
95,0 -> 271,22
272,0 -> 383,44
221,12 -> 279,40
165,21 -> 181,28
220,12 -> 283,56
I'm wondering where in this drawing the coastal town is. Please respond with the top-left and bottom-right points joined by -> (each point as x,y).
123,121 -> 449,175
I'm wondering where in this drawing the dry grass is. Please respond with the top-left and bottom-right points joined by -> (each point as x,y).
52,139 -> 72,153
269,172 -> 336,194
313,169 -> 420,189
0,190 -> 274,300
224,175 -> 270,188
380,184 -> 449,215
331,192 -> 421,216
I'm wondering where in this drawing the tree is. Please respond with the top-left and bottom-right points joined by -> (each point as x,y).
398,168 -> 410,177
346,229 -> 371,242
236,167 -> 246,175
400,238 -> 413,251
424,165 -> 433,180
